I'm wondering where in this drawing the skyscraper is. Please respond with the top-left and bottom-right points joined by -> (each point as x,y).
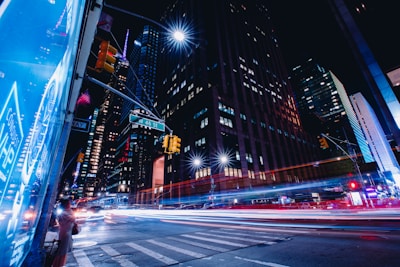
290,58 -> 369,175
329,0 -> 400,150
113,25 -> 162,202
350,92 -> 400,185
156,0 -> 323,198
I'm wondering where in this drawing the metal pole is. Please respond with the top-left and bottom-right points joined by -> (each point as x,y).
321,133 -> 374,208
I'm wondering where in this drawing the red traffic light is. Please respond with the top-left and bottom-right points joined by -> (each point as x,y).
348,181 -> 358,190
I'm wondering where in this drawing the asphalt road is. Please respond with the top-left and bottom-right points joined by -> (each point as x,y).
55,208 -> 400,267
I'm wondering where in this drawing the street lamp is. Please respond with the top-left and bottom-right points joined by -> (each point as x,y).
103,2 -> 191,49
189,151 -> 232,204
88,2 -> 192,131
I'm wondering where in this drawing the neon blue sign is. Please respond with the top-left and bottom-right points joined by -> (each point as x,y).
0,0 -> 87,265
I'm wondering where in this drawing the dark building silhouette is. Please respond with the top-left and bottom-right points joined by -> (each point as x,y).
155,0 -> 326,200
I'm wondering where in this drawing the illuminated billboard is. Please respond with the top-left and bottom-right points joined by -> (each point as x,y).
0,0 -> 87,265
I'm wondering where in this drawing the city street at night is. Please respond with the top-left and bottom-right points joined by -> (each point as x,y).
1,1 -> 400,266
54,207 -> 400,267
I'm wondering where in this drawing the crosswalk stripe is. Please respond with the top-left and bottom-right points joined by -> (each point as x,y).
146,239 -> 207,258
196,231 -> 274,244
101,245 -> 120,256
69,228 -> 292,266
101,245 -> 139,267
73,249 -> 94,267
180,234 -> 247,247
126,242 -> 179,265
211,229 -> 289,241
167,236 -> 229,252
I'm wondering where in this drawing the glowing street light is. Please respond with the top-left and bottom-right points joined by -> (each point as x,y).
193,157 -> 202,168
173,30 -> 185,42
104,2 -> 193,50
188,151 -> 232,204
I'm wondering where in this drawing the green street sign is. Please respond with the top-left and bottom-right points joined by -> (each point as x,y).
129,114 -> 165,132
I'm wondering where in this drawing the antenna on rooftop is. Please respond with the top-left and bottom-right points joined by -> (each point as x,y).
122,29 -> 129,60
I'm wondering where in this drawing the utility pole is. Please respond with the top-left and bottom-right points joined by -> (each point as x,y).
321,133 -> 374,208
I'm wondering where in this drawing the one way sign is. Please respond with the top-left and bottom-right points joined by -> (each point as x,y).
72,118 -> 90,133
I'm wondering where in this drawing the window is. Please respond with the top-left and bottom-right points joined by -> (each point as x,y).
220,116 -> 233,128
200,117 -> 208,129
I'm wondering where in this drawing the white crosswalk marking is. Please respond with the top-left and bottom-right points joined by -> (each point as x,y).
180,234 -> 247,247
235,256 -> 290,267
167,236 -> 229,252
101,245 -> 120,256
73,249 -> 94,267
196,231 -> 277,245
69,228 -> 292,266
147,239 -> 207,258
101,245 -> 139,267
126,242 -> 179,265
212,229 -> 289,241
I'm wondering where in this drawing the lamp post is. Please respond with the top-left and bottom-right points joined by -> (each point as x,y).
190,152 -> 231,205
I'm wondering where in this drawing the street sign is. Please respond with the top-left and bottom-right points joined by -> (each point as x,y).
72,118 -> 90,133
129,114 -> 165,132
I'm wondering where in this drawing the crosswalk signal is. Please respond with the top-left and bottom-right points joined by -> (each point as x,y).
319,137 -> 329,149
95,40 -> 117,73
169,135 -> 181,154
162,135 -> 170,153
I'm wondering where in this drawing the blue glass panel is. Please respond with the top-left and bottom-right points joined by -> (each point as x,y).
0,0 -> 86,265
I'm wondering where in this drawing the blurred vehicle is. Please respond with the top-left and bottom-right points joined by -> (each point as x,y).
87,206 -> 103,213
73,205 -> 104,222
175,204 -> 202,209
202,203 -> 228,209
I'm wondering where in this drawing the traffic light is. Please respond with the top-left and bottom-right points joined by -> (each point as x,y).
169,135 -> 181,154
76,152 -> 84,163
95,40 -> 117,73
348,180 -> 359,190
319,137 -> 329,149
162,135 -> 170,153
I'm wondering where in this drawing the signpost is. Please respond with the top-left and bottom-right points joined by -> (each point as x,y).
129,114 -> 165,132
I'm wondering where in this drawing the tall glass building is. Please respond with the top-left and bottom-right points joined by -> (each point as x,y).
329,0 -> 400,149
350,92 -> 400,185
291,58 -> 373,164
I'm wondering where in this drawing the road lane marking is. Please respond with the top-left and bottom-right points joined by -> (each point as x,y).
161,219 -> 312,234
180,234 -> 247,247
196,231 -> 276,245
126,242 -> 178,265
73,249 -> 94,267
235,256 -> 290,267
213,229 -> 290,241
147,239 -> 206,258
167,236 -> 229,252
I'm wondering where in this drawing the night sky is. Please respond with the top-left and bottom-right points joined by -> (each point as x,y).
270,0 -> 400,95
103,1 -> 399,97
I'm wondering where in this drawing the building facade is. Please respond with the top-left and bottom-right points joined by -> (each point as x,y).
291,58 -> 374,162
350,92 -> 400,185
155,0 -> 324,201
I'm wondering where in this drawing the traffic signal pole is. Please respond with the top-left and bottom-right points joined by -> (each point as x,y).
85,75 -> 172,133
321,133 -> 374,208
24,1 -> 104,265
